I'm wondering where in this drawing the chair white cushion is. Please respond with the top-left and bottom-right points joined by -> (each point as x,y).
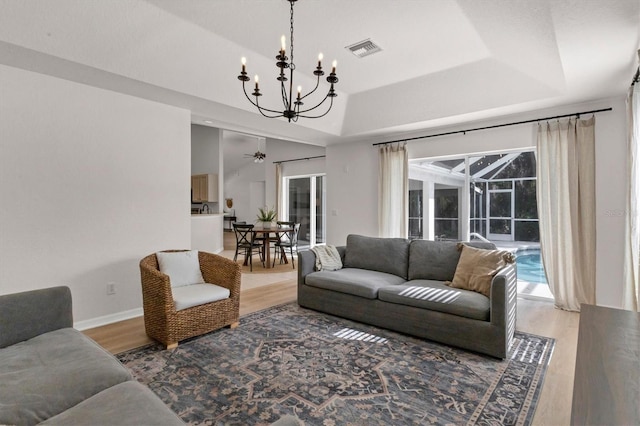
172,283 -> 230,311
156,250 -> 205,288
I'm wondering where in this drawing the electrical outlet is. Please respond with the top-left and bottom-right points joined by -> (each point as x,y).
106,282 -> 116,295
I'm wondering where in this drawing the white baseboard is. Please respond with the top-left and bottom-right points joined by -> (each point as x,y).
74,307 -> 143,331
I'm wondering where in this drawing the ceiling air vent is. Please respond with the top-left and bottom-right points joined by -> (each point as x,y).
346,39 -> 382,58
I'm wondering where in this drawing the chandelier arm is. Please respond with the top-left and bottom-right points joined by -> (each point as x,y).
288,64 -> 295,116
299,74 -> 321,101
297,92 -> 332,114
281,80 -> 290,111
242,82 -> 285,116
255,97 -> 287,117
298,96 -> 335,119
241,84 -> 261,108
255,108 -> 285,119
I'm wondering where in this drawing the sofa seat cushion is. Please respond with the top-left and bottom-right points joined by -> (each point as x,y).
172,283 -> 230,311
305,268 -> 406,299
39,381 -> 184,425
378,280 -> 490,321
0,328 -> 132,425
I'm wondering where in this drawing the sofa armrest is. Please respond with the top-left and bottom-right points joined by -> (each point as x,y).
199,251 -> 241,302
297,246 -> 346,285
489,263 -> 518,331
0,286 -> 73,348
297,250 -> 317,285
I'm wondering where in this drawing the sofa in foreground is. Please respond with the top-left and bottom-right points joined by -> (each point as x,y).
0,286 -> 184,426
298,235 -> 517,358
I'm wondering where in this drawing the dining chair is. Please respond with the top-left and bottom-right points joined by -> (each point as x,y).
273,222 -> 300,268
232,223 -> 264,271
267,221 -> 291,261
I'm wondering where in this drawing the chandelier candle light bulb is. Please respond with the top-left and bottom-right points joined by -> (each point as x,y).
237,0 -> 339,122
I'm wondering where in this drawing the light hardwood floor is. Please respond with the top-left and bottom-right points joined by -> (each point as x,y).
84,234 -> 579,425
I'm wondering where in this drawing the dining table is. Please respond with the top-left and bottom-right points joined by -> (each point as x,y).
248,224 -> 294,269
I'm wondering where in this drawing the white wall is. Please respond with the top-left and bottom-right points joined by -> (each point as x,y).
326,97 -> 628,309
223,158 -> 266,223
0,65 -> 191,325
593,97 -> 627,308
192,125 -> 221,175
326,141 -> 379,245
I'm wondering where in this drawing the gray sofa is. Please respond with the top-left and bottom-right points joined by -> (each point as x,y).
298,235 -> 517,358
0,286 -> 184,426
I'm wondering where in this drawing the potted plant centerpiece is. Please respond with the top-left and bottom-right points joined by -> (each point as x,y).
256,206 -> 277,228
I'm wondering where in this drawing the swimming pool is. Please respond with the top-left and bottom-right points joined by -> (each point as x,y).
515,248 -> 547,284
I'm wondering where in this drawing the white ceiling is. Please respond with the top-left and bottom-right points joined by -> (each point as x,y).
0,0 -> 638,146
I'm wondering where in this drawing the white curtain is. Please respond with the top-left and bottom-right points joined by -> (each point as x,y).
275,163 -> 283,221
378,143 -> 408,238
623,83 -> 640,311
536,117 -> 596,311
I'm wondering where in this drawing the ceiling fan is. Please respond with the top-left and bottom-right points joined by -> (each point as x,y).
244,137 -> 266,163
245,150 -> 266,163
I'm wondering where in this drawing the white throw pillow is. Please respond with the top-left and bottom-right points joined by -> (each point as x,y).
156,250 -> 205,288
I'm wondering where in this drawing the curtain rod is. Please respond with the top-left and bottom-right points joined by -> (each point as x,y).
273,155 -> 326,164
372,107 -> 613,146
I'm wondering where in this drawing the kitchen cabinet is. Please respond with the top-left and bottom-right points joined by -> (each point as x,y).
191,174 -> 218,203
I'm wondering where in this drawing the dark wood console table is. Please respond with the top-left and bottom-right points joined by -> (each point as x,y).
570,304 -> 640,425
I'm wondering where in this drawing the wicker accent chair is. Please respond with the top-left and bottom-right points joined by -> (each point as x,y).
139,250 -> 241,349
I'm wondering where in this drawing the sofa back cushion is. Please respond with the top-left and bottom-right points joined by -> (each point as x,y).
408,240 -> 497,281
344,234 -> 410,279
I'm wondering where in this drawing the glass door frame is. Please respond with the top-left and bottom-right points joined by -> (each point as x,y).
282,173 -> 326,249
486,184 -> 515,241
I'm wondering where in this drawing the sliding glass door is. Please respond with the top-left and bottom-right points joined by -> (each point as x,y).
284,174 -> 326,249
409,150 -> 550,299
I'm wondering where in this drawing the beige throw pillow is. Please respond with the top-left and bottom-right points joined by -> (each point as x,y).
447,244 -> 515,297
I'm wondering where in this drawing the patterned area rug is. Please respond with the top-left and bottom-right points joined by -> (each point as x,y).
117,303 -> 554,425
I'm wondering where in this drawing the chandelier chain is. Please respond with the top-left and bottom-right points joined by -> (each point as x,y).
289,0 -> 295,69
